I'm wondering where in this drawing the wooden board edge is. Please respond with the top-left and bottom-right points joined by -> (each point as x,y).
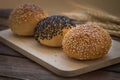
0,30 -> 120,77
0,34 -> 80,77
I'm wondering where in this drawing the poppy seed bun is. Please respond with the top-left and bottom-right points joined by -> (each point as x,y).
62,24 -> 112,60
9,4 -> 48,36
34,15 -> 76,47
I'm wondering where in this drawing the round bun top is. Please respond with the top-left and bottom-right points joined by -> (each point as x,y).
62,24 -> 112,60
34,15 -> 76,41
9,3 -> 47,25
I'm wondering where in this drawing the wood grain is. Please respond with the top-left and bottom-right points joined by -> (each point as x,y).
0,9 -> 120,80
0,42 -> 25,58
0,29 -> 120,77
0,9 -> 12,19
0,55 -> 120,80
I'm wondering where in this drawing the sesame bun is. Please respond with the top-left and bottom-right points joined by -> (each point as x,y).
9,4 -> 48,36
62,24 -> 112,60
34,15 -> 76,47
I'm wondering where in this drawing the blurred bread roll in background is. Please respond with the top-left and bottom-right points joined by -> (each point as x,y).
9,3 -> 48,36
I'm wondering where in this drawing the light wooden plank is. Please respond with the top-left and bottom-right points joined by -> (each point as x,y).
0,29 -> 120,77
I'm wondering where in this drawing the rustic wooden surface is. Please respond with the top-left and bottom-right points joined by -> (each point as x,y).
0,9 -> 120,80
1,29 -> 120,77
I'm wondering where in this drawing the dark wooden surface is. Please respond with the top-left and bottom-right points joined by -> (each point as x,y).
0,9 -> 120,80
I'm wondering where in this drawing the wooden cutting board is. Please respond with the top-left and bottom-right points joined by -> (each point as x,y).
0,29 -> 120,77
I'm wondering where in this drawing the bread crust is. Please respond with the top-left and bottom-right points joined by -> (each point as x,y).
62,24 -> 112,60
34,15 -> 76,47
9,4 -> 48,36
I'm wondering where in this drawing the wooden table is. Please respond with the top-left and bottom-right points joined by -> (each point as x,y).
0,9 -> 120,80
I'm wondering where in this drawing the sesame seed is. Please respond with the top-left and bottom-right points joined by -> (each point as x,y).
34,15 -> 76,42
62,24 -> 112,60
9,3 -> 47,25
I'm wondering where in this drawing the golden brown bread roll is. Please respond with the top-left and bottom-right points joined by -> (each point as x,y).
62,24 -> 112,60
34,15 -> 76,47
9,3 -> 48,36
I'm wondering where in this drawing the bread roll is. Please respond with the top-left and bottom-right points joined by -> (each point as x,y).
34,15 -> 76,47
9,3 -> 48,36
62,24 -> 112,60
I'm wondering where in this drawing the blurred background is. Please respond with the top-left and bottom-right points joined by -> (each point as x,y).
0,0 -> 120,16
